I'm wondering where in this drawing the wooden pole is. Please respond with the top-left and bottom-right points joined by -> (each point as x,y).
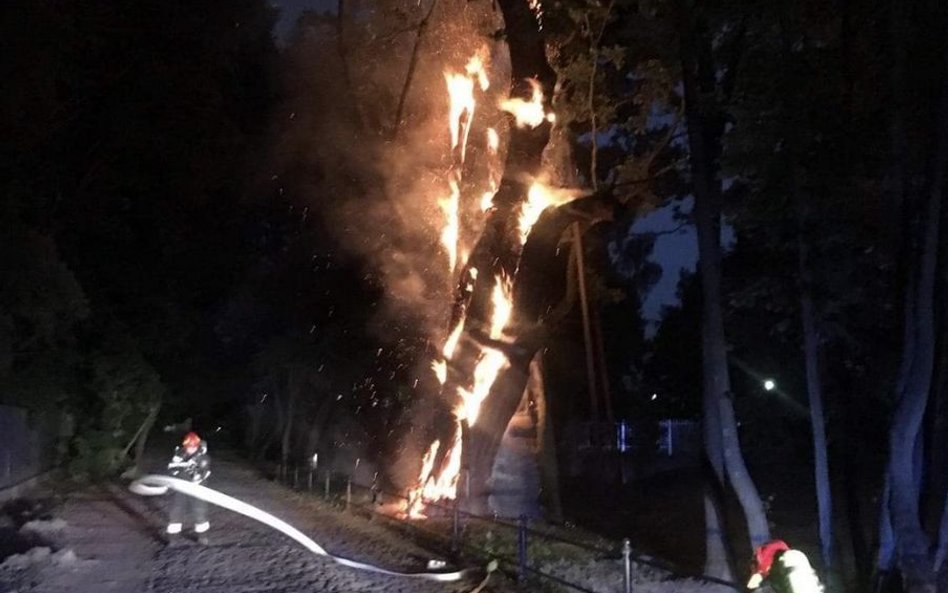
592,306 -> 614,424
572,222 -> 599,422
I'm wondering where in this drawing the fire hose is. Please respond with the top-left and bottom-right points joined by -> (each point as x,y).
129,475 -> 469,582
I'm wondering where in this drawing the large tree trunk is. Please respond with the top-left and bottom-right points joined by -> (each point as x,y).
885,14 -> 948,587
887,106 -> 944,593
797,213 -> 836,576
388,0 -> 567,510
455,0 -> 558,513
531,353 -> 564,522
676,0 -> 770,562
876,0 -> 910,578
464,196 -> 611,511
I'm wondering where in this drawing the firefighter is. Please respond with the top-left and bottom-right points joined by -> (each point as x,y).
166,431 -> 211,543
747,539 -> 824,593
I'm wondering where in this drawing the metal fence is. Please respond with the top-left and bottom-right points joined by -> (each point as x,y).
273,459 -> 743,593
655,419 -> 701,457
571,419 -> 701,457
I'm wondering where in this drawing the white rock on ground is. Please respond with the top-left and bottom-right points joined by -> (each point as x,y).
18,520 -> 68,536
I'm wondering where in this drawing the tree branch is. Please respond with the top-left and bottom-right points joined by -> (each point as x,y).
390,0 -> 440,140
336,0 -> 364,128
587,0 -> 616,190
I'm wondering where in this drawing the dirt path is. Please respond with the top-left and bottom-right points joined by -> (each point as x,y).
0,453 -> 484,593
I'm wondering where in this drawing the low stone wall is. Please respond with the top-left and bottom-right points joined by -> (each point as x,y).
0,405 -> 56,492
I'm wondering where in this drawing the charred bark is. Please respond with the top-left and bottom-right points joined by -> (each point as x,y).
532,354 -> 564,521
441,0 -> 557,511
465,196 -> 610,513
390,0 -> 558,500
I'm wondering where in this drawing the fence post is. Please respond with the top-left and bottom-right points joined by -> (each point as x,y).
346,476 -> 352,511
324,472 -> 331,499
293,466 -> 299,490
517,514 -> 528,584
308,453 -> 319,492
308,468 -> 314,491
371,472 -> 379,515
622,538 -> 632,593
451,497 -> 460,551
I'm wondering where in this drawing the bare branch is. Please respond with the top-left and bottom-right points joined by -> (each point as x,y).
587,0 -> 616,190
610,158 -> 686,189
336,0 -> 365,129
390,0 -> 440,140
639,221 -> 689,237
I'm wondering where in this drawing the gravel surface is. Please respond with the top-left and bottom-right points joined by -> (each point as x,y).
0,452 -> 742,593
0,456 -> 489,593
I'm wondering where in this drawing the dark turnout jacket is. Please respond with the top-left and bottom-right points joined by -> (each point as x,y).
167,441 -> 211,483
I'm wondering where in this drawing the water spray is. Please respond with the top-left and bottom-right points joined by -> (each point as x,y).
129,475 -> 468,582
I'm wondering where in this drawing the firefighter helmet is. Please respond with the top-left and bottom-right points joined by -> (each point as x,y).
182,432 -> 201,450
748,539 -> 790,589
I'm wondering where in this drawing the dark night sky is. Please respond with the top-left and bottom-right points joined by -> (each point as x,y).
271,0 -> 337,40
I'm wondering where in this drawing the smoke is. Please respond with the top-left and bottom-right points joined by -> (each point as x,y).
273,1 -> 511,343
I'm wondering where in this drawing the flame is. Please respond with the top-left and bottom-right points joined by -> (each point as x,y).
446,53 -> 488,162
466,54 -> 489,92
432,315 -> 465,387
408,52 -> 576,519
518,180 -> 579,245
439,53 -> 490,273
437,178 -> 461,271
480,191 -> 495,212
432,360 -> 447,385
486,128 -> 499,153
500,79 -> 554,128
445,72 -> 476,160
421,428 -> 463,502
461,276 -> 513,423
407,440 -> 442,518
529,0 -> 544,29
480,128 -> 500,212
487,275 -> 514,337
443,319 -> 464,359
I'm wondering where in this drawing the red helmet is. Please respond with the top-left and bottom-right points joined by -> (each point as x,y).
182,432 -> 201,449
748,539 -> 790,588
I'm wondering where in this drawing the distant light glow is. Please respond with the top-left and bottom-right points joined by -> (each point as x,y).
650,393 -> 658,401
763,379 -> 776,391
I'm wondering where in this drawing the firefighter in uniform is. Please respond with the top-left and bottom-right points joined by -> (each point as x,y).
166,431 -> 211,543
747,539 -> 824,593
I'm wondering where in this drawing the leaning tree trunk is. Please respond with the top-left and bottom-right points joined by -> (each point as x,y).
454,0 -> 558,513
797,208 -> 836,576
531,353 -> 564,522
701,264 -> 732,579
934,338 -> 948,580
886,62 -> 946,592
465,203 -> 608,512
676,0 -> 771,561
133,403 -> 161,474
387,0 -> 557,502
876,0 -> 911,580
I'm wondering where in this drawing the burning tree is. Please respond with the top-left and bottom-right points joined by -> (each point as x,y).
390,0 -> 628,518
273,0 -> 623,519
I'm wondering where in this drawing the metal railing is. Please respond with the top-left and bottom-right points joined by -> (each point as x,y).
272,460 -> 744,593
